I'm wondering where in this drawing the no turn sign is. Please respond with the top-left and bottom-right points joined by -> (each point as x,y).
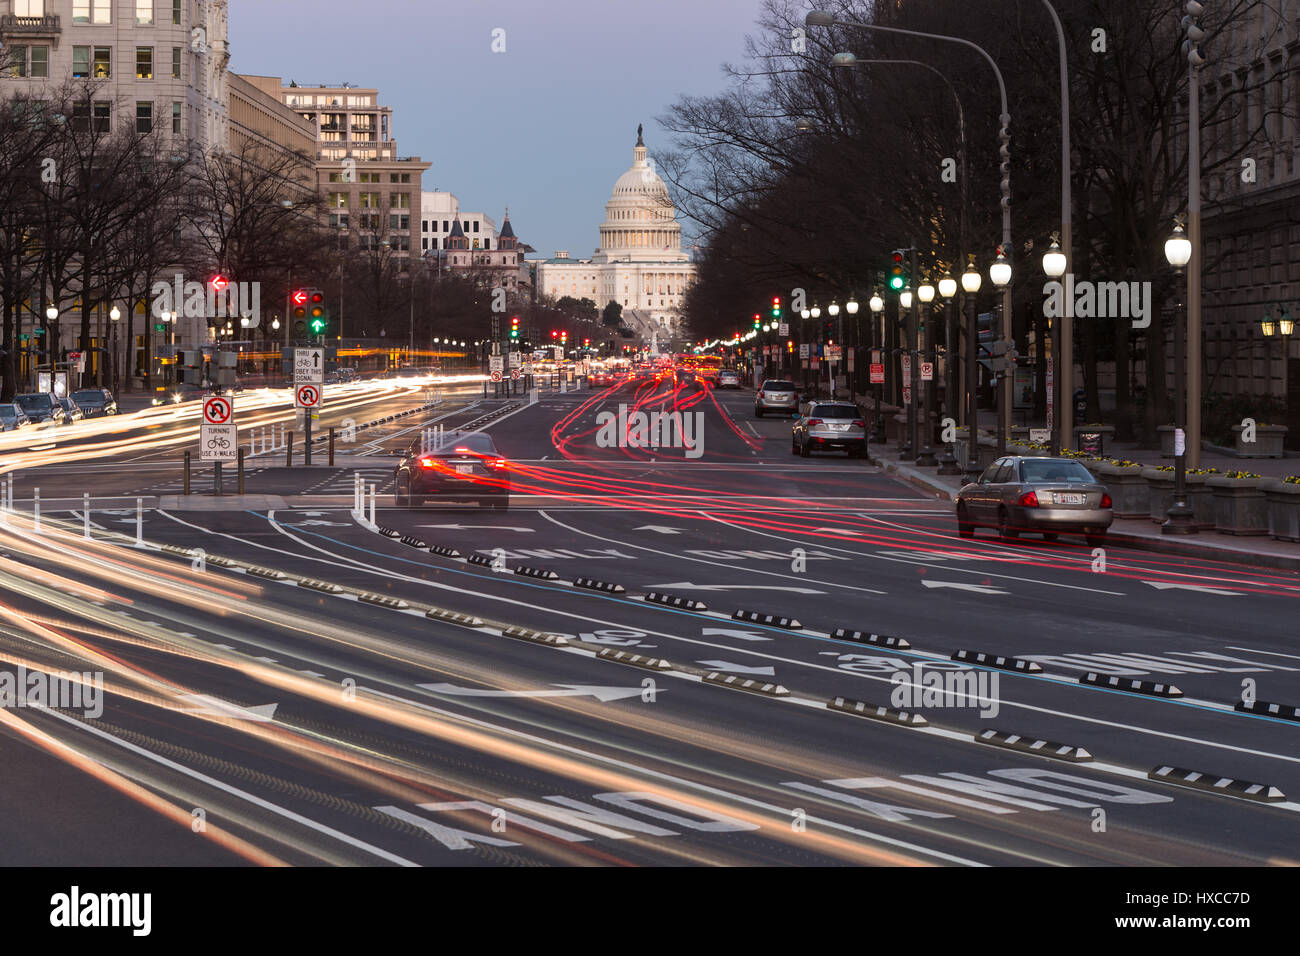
203,395 -> 232,424
490,370 -> 503,383
295,383 -> 321,409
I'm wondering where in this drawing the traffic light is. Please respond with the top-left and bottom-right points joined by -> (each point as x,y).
211,274 -> 229,294
510,316 -> 520,341
771,296 -> 781,318
292,288 -> 308,334
787,340 -> 794,353
753,313 -> 761,329
308,290 -> 326,335
551,330 -> 558,339
889,253 -> 906,291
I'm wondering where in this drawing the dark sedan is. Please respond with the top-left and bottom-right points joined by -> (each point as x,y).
394,431 -> 510,509
955,456 -> 1112,545
14,392 -> 66,425
70,388 -> 118,417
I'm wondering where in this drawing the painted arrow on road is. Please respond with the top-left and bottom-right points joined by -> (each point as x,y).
814,527 -> 868,535
696,660 -> 777,676
419,524 -> 535,533
178,694 -> 278,722
635,525 -> 685,534
417,682 -> 647,702
648,582 -> 826,594
920,580 -> 1011,595
700,628 -> 773,642
1143,581 -> 1243,596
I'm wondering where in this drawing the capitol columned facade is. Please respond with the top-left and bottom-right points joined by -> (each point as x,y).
535,127 -> 694,346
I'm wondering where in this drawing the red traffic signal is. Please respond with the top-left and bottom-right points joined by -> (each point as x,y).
292,289 -> 308,306
211,274 -> 229,292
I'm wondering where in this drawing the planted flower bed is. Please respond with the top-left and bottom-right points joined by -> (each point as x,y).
1262,476 -> 1300,542
1206,471 -> 1269,536
1143,466 -> 1218,529
1232,423 -> 1288,459
1094,459 -> 1148,518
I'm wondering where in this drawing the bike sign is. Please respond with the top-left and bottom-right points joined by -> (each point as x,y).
295,383 -> 321,409
203,395 -> 233,424
200,424 -> 237,461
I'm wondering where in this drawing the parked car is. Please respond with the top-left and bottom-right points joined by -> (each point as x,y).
57,396 -> 85,424
0,403 -> 31,432
792,401 -> 868,458
70,388 -> 118,417
14,392 -> 66,425
754,379 -> 798,417
718,369 -> 741,388
394,430 -> 510,510
954,456 -> 1113,545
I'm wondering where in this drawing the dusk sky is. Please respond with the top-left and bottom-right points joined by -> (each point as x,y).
228,0 -> 771,260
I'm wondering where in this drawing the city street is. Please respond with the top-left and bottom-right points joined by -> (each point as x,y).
3,376 -> 1297,868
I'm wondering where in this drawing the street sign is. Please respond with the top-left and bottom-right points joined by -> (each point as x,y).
510,368 -> 521,380
154,323 -> 166,333
825,345 -> 842,361
900,353 -> 912,375
294,348 -> 324,384
490,370 -> 503,383
921,362 -> 933,382
200,423 -> 237,462
799,344 -> 810,359
489,355 -> 504,373
1046,363 -> 1055,430
68,351 -> 85,373
294,383 -> 321,409
779,323 -> 789,336
1029,428 -> 1050,443
509,351 -> 521,368
202,395 -> 233,424
902,385 -> 912,405
870,363 -> 885,384
846,348 -> 855,372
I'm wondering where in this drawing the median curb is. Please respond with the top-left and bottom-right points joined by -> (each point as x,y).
827,696 -> 927,726
975,729 -> 1092,762
1080,673 -> 1183,698
596,648 -> 672,670
1234,699 -> 1300,721
703,672 -> 789,697
831,628 -> 911,649
1148,765 -> 1286,802
952,650 -> 1043,673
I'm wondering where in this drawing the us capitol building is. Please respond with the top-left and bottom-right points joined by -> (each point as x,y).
534,126 -> 695,348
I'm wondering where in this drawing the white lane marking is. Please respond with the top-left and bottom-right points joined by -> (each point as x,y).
157,511 -> 1300,774
358,685 -> 984,866
1144,581 -> 1244,596
1227,646 -> 1300,664
696,660 -> 776,676
38,707 -> 419,865
645,582 -> 825,594
538,511 -> 887,596
701,628 -> 772,642
178,693 -> 278,721
920,581 -> 1012,595
418,682 -> 646,702
699,513 -> 1126,596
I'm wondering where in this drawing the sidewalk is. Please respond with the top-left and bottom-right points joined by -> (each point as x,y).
868,436 -> 1300,572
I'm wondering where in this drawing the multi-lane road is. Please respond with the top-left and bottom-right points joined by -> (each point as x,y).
2,374 -> 1298,872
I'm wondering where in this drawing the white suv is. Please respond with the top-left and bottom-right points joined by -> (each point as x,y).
755,380 -> 798,417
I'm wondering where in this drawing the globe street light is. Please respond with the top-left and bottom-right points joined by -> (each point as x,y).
109,306 -> 121,393
869,289 -> 885,440
915,275 -> 938,466
1163,217 -> 1196,535
936,272 -> 961,474
960,255 -> 983,479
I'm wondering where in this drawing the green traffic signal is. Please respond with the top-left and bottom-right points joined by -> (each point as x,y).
889,252 -> 906,290
889,274 -> 905,290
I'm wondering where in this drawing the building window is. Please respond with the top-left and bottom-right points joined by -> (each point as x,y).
136,101 -> 153,133
6,45 -> 49,78
71,102 -> 90,132
359,171 -> 379,183
422,237 -> 429,250
172,101 -> 181,133
172,0 -> 181,24
443,220 -> 449,232
328,192 -> 348,208
329,213 -> 349,229
72,0 -> 111,23
484,239 -> 491,250
472,221 -> 479,233
93,101 -> 110,132
136,47 -> 153,79
137,0 -> 153,24
359,192 -> 380,209
72,47 -> 91,78
172,47 -> 181,78
390,214 -> 409,230
390,193 -> 409,209
92,47 -> 111,79
358,213 -> 379,230
15,1 -> 46,15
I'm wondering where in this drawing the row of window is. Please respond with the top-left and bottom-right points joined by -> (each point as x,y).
326,192 -> 411,209
423,220 -> 482,233
286,94 -> 375,107
64,99 -> 182,134
326,172 -> 411,184
21,0 -> 184,25
422,237 -> 492,250
357,235 -> 410,251
328,214 -> 413,231
57,45 -> 184,80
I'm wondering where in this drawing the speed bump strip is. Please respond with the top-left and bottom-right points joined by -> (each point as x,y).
1080,673 -> 1183,697
975,729 -> 1092,762
952,650 -> 1043,673
513,565 -> 560,580
426,608 -> 483,627
357,593 -> 410,609
246,566 -> 286,580
733,610 -> 801,630
428,544 -> 462,558
297,578 -> 345,594
573,577 -> 626,594
399,535 -> 428,549
596,649 -> 671,670
499,625 -> 567,646
1234,699 -> 1300,721
377,526 -> 401,538
831,629 -> 910,649
827,696 -> 928,726
703,672 -> 789,696
644,592 -> 707,611
1148,766 -> 1285,802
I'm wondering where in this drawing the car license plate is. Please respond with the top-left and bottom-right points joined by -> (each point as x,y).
1058,493 -> 1086,505
830,423 -> 847,430
455,464 -> 473,475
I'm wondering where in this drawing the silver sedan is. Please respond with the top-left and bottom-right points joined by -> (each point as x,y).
955,456 -> 1112,544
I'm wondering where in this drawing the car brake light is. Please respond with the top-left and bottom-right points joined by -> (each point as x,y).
1018,491 -> 1039,507
486,458 -> 508,471
758,391 -> 764,399
808,418 -> 823,426
852,420 -> 865,428
453,446 -> 472,453
1100,492 -> 1112,508
418,457 -> 437,469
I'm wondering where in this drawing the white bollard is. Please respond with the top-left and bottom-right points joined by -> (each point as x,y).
369,483 -> 376,525
135,497 -> 143,547
33,487 -> 40,534
83,493 -> 90,539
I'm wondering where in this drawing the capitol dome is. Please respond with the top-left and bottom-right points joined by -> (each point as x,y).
594,125 -> 688,263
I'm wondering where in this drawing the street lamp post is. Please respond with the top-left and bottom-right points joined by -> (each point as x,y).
45,305 -> 58,381
961,256 -> 983,482
109,305 -> 121,394
1042,233 -> 1067,453
915,276 -> 937,466
827,299 -> 840,399
989,245 -> 1013,456
869,290 -> 885,441
899,283 -> 916,461
1163,218 -> 1197,534
845,294 -> 859,398
936,272 -> 961,474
